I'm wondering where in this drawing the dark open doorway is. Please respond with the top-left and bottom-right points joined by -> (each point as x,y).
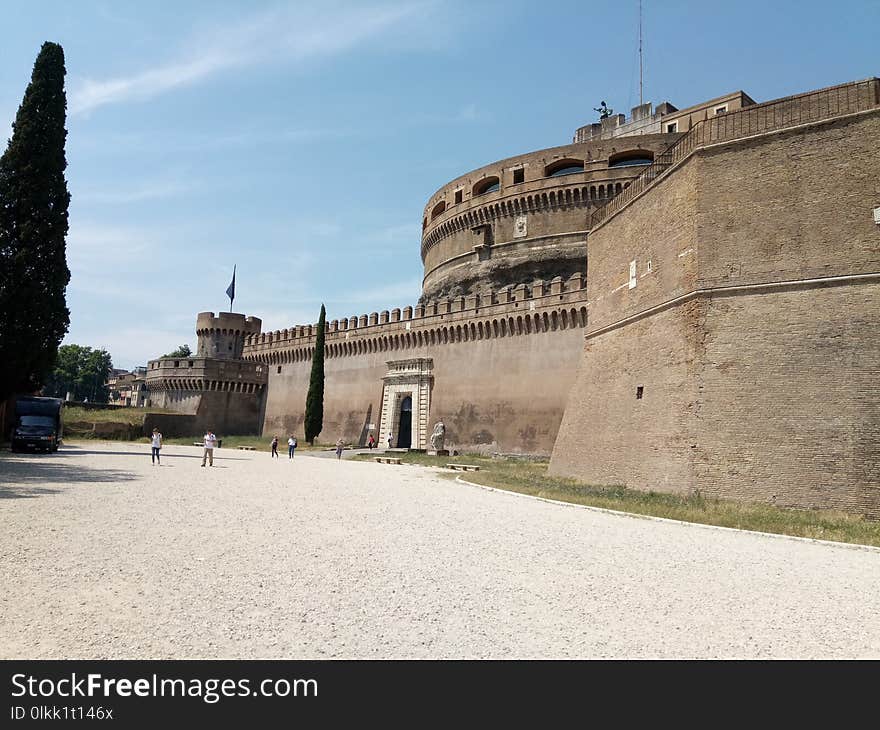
397,395 -> 412,448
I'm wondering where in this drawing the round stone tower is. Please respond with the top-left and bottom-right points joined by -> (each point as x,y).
419,135 -> 675,300
196,311 -> 262,360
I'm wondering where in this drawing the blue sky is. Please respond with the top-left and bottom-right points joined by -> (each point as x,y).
1,0 -> 877,369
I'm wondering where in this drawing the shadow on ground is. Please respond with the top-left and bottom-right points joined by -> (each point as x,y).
60,444 -> 250,461
0,450 -> 137,499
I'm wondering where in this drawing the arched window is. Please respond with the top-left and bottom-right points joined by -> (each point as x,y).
430,201 -> 446,220
473,176 -> 500,196
608,150 -> 655,168
545,159 -> 584,177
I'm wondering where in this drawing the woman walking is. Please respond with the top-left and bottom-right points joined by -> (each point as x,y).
150,427 -> 162,465
271,435 -> 279,458
335,438 -> 344,459
288,434 -> 297,459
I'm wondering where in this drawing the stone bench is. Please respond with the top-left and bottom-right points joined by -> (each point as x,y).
375,456 -> 402,465
446,463 -> 480,472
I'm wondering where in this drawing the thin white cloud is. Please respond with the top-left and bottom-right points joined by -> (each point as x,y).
70,3 -> 427,115
67,222 -> 151,261
366,222 -> 421,243
334,277 -> 422,306
456,103 -> 480,122
75,179 -> 195,204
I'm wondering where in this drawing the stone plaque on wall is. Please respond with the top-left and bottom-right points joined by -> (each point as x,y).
513,214 -> 527,238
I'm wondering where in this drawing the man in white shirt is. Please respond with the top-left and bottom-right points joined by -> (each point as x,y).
201,429 -> 217,467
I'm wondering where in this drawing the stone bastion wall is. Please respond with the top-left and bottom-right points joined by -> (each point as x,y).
145,352 -> 268,436
242,274 -> 589,453
550,97 -> 880,517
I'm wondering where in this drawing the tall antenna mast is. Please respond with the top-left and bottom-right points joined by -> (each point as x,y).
639,0 -> 643,106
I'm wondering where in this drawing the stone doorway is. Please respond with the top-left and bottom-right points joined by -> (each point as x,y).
379,359 -> 433,450
397,396 -> 413,448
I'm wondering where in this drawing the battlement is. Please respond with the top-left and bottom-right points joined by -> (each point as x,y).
195,311 -> 262,336
242,273 -> 589,362
195,311 -> 262,360
145,356 -> 268,393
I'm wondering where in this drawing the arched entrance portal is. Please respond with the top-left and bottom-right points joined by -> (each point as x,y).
379,359 -> 434,450
397,396 -> 412,448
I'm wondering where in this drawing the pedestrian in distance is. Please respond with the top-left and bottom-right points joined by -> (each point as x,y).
387,432 -> 393,449
335,438 -> 344,459
288,434 -> 297,459
367,434 -> 375,450
150,427 -> 162,465
271,435 -> 279,458
201,429 -> 217,467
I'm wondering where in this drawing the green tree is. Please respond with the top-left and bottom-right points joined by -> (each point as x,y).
304,304 -> 326,445
43,344 -> 113,403
163,344 -> 192,358
0,42 -> 71,401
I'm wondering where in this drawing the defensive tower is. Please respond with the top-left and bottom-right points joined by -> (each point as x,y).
196,312 -> 262,360
146,312 -> 267,435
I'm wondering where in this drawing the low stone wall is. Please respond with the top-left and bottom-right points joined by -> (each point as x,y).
62,400 -> 124,411
142,413 -> 200,438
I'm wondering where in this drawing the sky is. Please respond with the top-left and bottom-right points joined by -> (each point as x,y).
1,0 -> 877,369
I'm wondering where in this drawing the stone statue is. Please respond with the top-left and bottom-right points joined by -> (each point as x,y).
429,420 -> 446,452
594,100 -> 613,120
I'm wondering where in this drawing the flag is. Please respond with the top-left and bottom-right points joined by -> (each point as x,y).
226,265 -> 236,308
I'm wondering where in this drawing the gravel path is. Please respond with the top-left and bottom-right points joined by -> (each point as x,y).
1,441 -> 878,659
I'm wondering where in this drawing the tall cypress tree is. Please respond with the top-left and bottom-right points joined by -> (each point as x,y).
0,42 -> 71,400
304,304 -> 326,445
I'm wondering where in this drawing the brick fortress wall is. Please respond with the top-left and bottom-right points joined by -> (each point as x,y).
551,80 -> 880,516
243,275 -> 589,453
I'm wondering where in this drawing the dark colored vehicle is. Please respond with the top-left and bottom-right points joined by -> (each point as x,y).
11,396 -> 63,453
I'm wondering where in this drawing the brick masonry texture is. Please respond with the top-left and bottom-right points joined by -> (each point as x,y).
259,303 -> 589,455
551,109 -> 880,517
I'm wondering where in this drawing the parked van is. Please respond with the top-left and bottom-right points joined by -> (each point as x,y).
11,396 -> 63,452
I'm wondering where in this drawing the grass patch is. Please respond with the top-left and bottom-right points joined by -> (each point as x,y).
63,406 -> 175,425
355,452 -> 880,548
158,434 -> 328,451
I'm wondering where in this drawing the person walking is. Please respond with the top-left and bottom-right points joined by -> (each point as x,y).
387,432 -> 393,449
271,435 -> 279,458
335,438 -> 344,459
367,434 -> 375,450
201,429 -> 217,467
150,427 -> 162,465
288,434 -> 297,459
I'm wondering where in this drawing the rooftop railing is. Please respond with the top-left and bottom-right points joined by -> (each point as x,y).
589,78 -> 880,229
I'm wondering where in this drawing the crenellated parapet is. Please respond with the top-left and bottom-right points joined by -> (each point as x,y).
145,356 -> 268,394
242,273 -> 589,365
195,311 -> 262,360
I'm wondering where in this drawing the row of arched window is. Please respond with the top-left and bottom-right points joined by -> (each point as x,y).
426,150 -> 654,224
244,307 -> 588,366
422,182 -> 628,253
